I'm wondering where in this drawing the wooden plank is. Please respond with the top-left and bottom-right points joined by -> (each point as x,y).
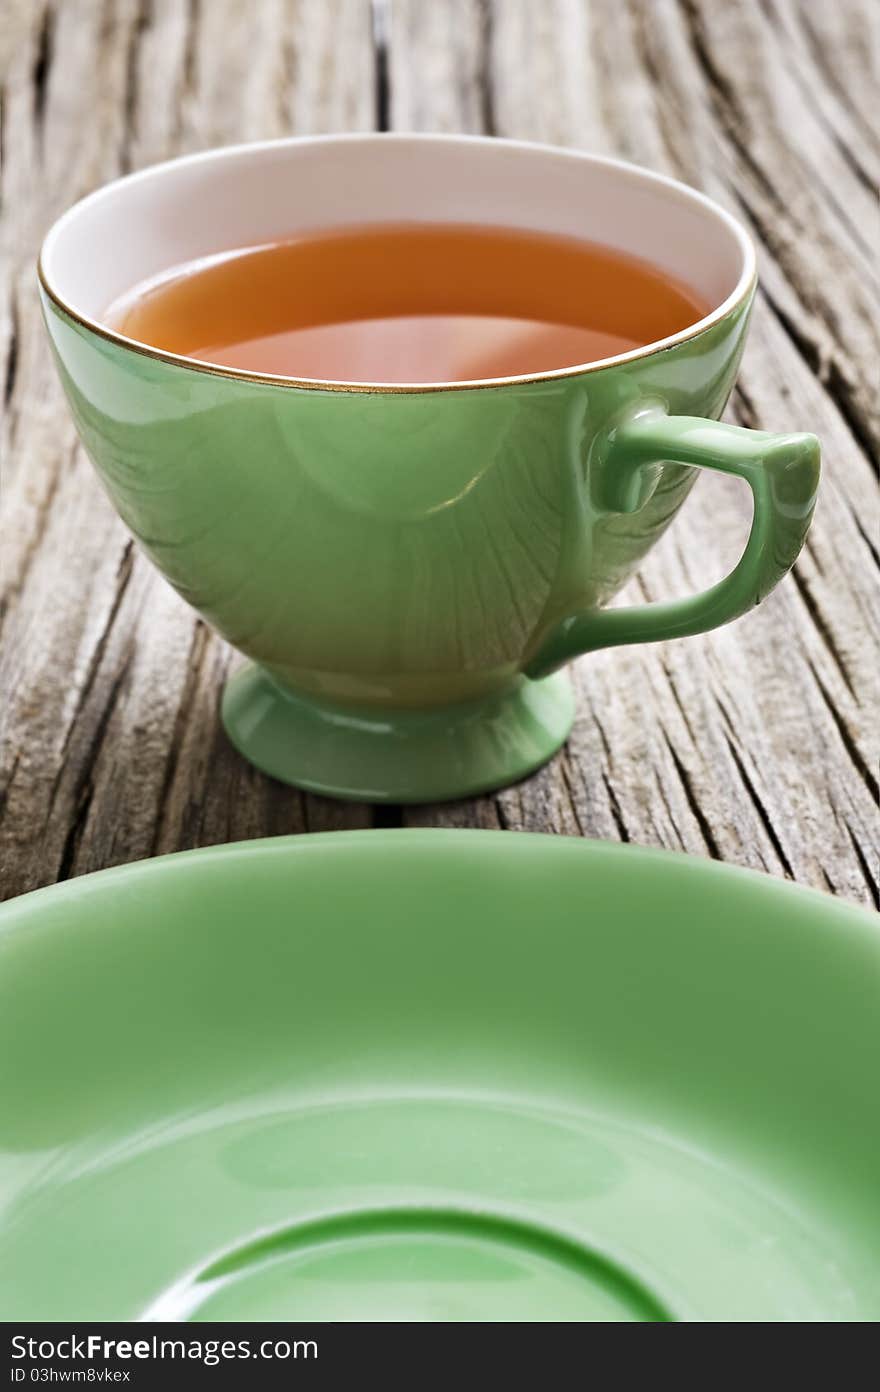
389,0 -> 487,132
0,0 -> 376,898
394,0 -> 879,905
1,0 -> 876,906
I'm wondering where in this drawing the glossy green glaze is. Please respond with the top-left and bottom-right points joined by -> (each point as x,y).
222,664 -> 576,802
42,284 -> 818,800
0,831 -> 876,1321
526,409 -> 820,678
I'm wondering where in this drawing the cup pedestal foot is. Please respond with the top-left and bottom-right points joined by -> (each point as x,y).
221,665 -> 575,803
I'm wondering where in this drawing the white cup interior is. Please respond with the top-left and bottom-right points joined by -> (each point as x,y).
40,134 -> 754,386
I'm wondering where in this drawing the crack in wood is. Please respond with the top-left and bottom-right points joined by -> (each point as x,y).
659,667 -> 699,748
31,3 -> 54,138
850,512 -> 880,572
559,756 -> 587,837
727,185 -> 878,476
722,732 -> 794,878
800,94 -> 878,205
55,776 -> 95,883
652,767 -> 686,849
730,382 -> 759,430
476,0 -> 497,136
754,0 -> 880,198
0,754 -> 19,827
148,618 -> 210,857
802,534 -> 825,580
660,728 -> 721,859
806,658 -> 879,804
789,566 -> 858,703
58,540 -> 136,763
760,285 -> 878,473
678,1 -> 878,460
3,289 -> 17,408
371,0 -> 391,131
54,655 -> 132,882
679,0 -> 779,198
844,822 -> 880,909
795,2 -> 880,154
687,0 -> 876,264
586,704 -> 614,767
600,770 -> 630,843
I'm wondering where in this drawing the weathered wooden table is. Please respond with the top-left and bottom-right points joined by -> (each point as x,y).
1,0 -> 877,905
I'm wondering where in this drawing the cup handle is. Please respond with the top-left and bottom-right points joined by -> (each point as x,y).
525,408 -> 820,681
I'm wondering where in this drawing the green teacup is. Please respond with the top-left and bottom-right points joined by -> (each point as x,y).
40,135 -> 819,802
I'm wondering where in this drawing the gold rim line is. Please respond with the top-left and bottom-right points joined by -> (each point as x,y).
37,255 -> 757,396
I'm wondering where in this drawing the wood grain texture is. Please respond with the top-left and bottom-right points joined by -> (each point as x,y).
1,0 -> 877,904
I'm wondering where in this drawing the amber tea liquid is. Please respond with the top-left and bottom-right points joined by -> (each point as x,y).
108,223 -> 707,384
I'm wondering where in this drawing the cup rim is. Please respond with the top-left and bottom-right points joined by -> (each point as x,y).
38,132 -> 757,395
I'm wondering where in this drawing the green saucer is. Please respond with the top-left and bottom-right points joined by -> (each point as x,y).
0,832 -> 877,1322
